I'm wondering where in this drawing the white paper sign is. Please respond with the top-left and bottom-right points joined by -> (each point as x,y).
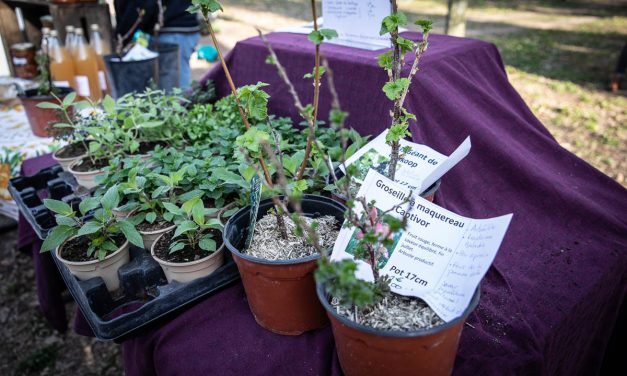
322,0 -> 390,49
341,129 -> 471,195
331,170 -> 512,321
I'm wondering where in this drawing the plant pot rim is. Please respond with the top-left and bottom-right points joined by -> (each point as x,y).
56,236 -> 129,266
151,230 -> 225,267
68,157 -> 107,175
224,194 -> 346,266
316,282 -> 480,338
18,87 -> 74,100
52,145 -> 88,162
138,222 -> 176,235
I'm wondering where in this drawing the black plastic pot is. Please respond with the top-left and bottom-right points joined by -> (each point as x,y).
103,54 -> 158,98
154,43 -> 180,92
223,195 -> 346,335
317,283 -> 480,376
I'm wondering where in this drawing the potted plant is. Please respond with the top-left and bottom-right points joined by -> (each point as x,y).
151,198 -> 225,283
40,185 -> 144,291
197,0 -> 348,334
21,50 -> 73,137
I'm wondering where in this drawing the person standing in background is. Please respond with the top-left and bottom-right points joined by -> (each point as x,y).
114,0 -> 200,89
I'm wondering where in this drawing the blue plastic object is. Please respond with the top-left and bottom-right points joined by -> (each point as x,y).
197,45 -> 218,62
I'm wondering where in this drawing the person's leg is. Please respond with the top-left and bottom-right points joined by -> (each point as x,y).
157,33 -> 200,89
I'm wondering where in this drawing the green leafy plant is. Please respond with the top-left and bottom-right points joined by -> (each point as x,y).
163,198 -> 223,253
41,185 -> 143,260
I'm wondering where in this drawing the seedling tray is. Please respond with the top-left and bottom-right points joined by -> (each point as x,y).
9,165 -> 85,239
52,246 -> 240,342
9,164 -> 241,341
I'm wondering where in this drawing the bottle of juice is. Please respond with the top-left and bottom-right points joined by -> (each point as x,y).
48,30 -> 76,90
65,25 -> 76,54
72,28 -> 101,101
89,24 -> 110,95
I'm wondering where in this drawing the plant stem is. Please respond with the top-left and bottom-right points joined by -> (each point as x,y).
295,0 -> 322,181
388,0 -> 402,181
205,18 -> 274,187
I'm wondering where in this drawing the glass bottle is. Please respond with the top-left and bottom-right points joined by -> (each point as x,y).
89,24 -> 110,94
72,28 -> 101,101
48,30 -> 76,90
65,25 -> 76,55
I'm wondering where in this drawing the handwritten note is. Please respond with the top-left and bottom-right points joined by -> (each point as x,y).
331,170 -> 513,321
322,0 -> 391,49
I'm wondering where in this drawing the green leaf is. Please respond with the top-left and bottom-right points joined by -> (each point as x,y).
146,212 -> 157,224
62,92 -> 77,107
163,202 -> 185,216
53,123 -> 73,128
44,199 -> 73,216
415,19 -> 433,34
377,51 -> 393,70
199,236 -> 216,252
55,215 -> 77,226
102,95 -> 115,114
77,221 -> 102,237
191,0 -> 223,13
265,54 -> 275,65
41,225 -> 75,252
303,66 -> 326,79
169,241 -> 185,253
36,102 -> 61,110
118,220 -> 144,248
100,185 -> 120,212
396,37 -> 415,54
192,200 -> 205,226
319,28 -> 338,40
380,12 -> 408,35
138,121 -> 164,128
79,197 -> 100,216
174,220 -> 198,238
382,78 -> 410,101
236,82 -> 270,121
308,30 -> 323,45
213,168 -> 248,189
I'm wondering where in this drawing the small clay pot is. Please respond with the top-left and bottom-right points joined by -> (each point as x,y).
52,143 -> 87,171
151,231 -> 225,283
139,223 -> 176,250
56,236 -> 130,291
223,195 -> 346,335
317,284 -> 480,376
18,88 -> 73,137
68,157 -> 107,189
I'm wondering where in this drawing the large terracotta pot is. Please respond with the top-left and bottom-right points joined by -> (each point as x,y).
56,237 -> 130,291
151,231 -> 225,283
223,195 -> 346,335
317,284 -> 480,376
18,88 -> 73,137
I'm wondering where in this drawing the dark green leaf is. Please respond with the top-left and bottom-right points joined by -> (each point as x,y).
118,220 -> 144,248
41,225 -> 75,252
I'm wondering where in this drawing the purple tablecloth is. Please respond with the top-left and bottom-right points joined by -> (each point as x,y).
17,32 -> 626,375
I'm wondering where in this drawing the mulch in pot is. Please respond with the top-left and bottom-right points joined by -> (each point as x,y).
60,234 -> 126,262
153,230 -> 220,263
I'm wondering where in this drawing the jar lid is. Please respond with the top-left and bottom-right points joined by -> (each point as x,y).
11,42 -> 35,50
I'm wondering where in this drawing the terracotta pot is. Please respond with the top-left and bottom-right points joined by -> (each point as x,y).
151,231 -> 225,283
56,237 -> 130,291
52,144 -> 87,171
223,195 -> 346,335
68,157 -> 107,189
317,284 -> 480,376
18,88 -> 73,137
139,223 -> 176,250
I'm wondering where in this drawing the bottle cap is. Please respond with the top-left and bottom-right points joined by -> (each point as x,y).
90,24 -> 99,31
50,30 -> 58,37
42,27 -> 51,35
66,25 -> 74,32
75,28 -> 84,35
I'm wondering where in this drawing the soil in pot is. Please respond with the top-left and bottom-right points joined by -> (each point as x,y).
153,230 -> 220,263
137,220 -> 172,233
60,234 -> 125,262
55,142 -> 88,159
246,214 -> 338,260
71,158 -> 109,172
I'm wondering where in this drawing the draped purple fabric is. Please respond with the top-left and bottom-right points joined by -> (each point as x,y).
16,32 -> 626,375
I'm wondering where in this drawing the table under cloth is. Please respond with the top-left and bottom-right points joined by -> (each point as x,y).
15,32 -> 626,375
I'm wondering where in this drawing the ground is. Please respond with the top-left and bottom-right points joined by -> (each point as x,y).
1,1 -> 626,374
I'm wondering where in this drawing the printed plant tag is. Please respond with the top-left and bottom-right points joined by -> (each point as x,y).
245,175 -> 262,250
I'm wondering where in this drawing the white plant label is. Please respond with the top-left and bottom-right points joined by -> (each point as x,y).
75,75 -> 90,97
322,0 -> 390,49
341,129 -> 471,195
331,170 -> 512,321
53,80 -> 70,88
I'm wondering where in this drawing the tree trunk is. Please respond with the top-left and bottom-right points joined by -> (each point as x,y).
445,0 -> 468,37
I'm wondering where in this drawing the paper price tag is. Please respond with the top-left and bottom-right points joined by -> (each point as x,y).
245,175 -> 262,250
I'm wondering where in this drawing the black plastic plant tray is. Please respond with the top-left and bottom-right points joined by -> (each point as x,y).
8,165 -> 85,240
52,245 -> 240,342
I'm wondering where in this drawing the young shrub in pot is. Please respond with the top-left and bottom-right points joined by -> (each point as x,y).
40,185 -> 144,291
152,199 -> 225,283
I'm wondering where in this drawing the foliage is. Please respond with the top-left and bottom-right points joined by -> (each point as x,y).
163,199 -> 223,253
41,185 -> 143,260
184,80 -> 217,107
